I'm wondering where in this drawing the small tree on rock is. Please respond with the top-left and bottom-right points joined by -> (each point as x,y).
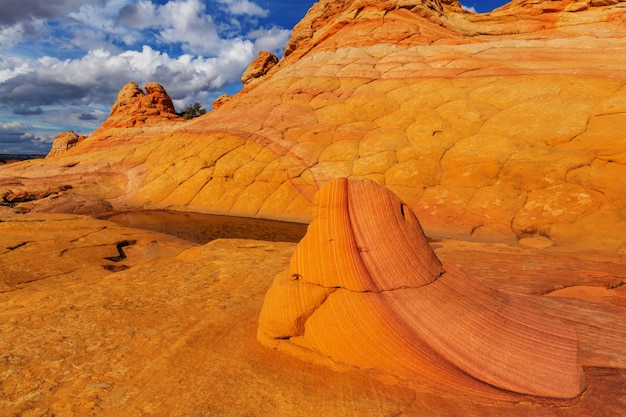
178,102 -> 207,120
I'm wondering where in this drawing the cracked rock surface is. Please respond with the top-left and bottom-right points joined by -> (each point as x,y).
1,0 -> 625,257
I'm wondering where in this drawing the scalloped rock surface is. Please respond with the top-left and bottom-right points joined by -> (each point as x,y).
1,1 -> 626,414
2,0 -> 626,258
258,178 -> 586,400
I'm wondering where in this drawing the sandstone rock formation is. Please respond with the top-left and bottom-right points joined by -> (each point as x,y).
1,1 -> 626,415
1,184 -> 72,205
241,51 -> 279,85
46,130 -> 84,158
100,81 -> 182,130
2,0 -> 624,259
212,93 -> 231,110
2,208 -> 625,416
258,178 -> 585,399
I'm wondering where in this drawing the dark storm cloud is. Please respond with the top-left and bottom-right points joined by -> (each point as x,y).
0,0 -> 104,26
0,121 -> 27,135
12,105 -> 43,115
0,136 -> 52,154
78,112 -> 98,120
0,121 -> 50,154
0,74 -> 101,107
115,4 -> 141,27
0,131 -> 25,142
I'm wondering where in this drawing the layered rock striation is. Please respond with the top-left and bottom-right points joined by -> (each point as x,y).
1,1 -> 626,414
258,178 -> 586,400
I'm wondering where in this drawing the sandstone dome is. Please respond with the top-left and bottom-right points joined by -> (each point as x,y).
258,178 -> 586,400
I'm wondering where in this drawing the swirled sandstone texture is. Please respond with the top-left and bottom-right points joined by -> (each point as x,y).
2,0 -> 626,260
258,178 -> 585,400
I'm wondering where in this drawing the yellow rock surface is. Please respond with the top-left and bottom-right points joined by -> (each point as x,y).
1,210 -> 625,415
3,0 -> 626,257
2,1 -> 626,411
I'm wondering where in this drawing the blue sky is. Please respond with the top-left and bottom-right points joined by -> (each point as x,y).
0,0 -> 507,154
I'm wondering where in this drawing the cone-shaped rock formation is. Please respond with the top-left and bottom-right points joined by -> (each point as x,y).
46,130 -> 83,158
258,178 -> 586,400
103,81 -> 181,129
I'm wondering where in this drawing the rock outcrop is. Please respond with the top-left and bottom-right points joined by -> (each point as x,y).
46,130 -> 84,158
15,0 -> 626,255
1,0 -> 626,259
241,51 -> 279,85
258,178 -> 585,400
1,209 -> 626,415
102,81 -> 181,129
212,93 -> 231,110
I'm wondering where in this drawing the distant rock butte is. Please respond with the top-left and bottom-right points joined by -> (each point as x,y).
241,51 -> 279,85
47,130 -> 85,158
107,81 -> 180,128
1,0 -> 626,259
78,81 -> 183,149
258,178 -> 585,400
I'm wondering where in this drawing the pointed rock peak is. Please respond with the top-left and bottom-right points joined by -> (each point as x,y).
144,82 -> 176,113
259,178 -> 585,400
110,81 -> 144,116
291,177 -> 444,292
110,81 -> 176,117
46,130 -> 84,158
93,81 -> 181,130
241,51 -> 279,86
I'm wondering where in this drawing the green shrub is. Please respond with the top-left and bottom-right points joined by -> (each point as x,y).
177,102 -> 207,120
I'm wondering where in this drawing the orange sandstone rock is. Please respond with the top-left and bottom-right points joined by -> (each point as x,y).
212,93 -> 231,110
258,178 -> 586,400
103,81 -> 181,129
241,51 -> 279,86
46,130 -> 84,158
1,0 -> 626,257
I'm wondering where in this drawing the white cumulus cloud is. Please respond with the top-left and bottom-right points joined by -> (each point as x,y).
0,0 -> 296,153
218,0 -> 269,17
461,3 -> 478,13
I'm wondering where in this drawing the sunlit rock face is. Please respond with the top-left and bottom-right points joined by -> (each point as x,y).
106,81 -> 181,128
2,0 -> 626,258
1,2 -> 626,415
241,51 -> 279,86
47,131 -> 84,158
258,178 -> 586,400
